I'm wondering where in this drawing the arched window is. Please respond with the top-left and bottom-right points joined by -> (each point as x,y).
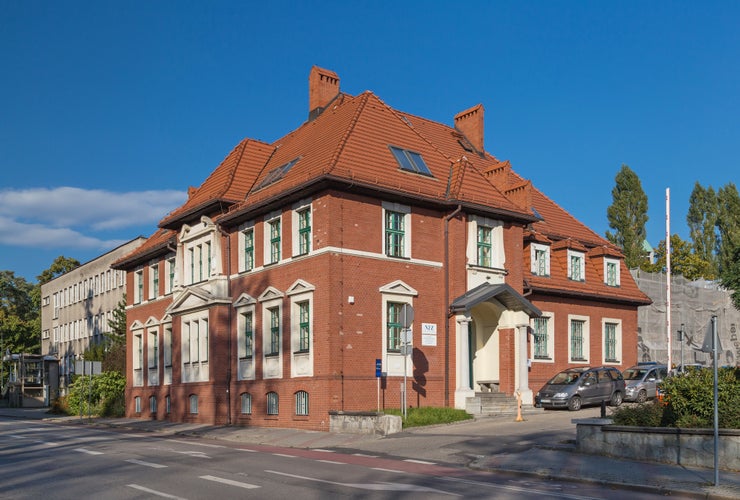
149,395 -> 157,413
240,393 -> 252,415
189,394 -> 198,414
266,392 -> 279,415
295,391 -> 309,416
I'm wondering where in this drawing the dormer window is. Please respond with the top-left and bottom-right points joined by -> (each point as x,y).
531,243 -> 550,277
605,258 -> 620,287
568,250 -> 585,281
388,146 -> 433,176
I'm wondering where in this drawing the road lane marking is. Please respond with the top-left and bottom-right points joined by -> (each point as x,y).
371,467 -> 404,473
125,458 -> 168,468
127,484 -> 186,499
167,439 -> 225,448
174,451 -> 211,459
353,453 -> 379,458
272,453 -> 296,458
265,470 -> 460,495
74,448 -> 103,455
441,476 -> 600,500
200,475 -> 260,489
316,459 -> 345,465
237,448 -> 258,452
312,449 -> 335,452
403,459 -> 436,465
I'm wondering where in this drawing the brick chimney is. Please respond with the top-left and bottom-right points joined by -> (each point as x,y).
308,66 -> 340,120
454,104 -> 484,152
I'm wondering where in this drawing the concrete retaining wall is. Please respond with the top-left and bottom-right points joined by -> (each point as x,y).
328,411 -> 402,436
575,418 -> 740,471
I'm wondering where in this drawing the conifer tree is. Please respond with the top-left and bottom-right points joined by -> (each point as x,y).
606,164 -> 649,268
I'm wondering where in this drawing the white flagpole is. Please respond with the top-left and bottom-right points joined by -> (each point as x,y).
666,188 -> 672,371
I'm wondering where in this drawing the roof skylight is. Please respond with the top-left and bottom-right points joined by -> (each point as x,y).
256,158 -> 299,189
389,146 -> 433,176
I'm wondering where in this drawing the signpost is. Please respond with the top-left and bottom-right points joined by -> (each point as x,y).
400,304 -> 414,420
375,358 -> 382,413
700,316 -> 721,487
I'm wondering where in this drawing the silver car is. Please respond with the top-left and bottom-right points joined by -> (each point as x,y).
622,363 -> 668,403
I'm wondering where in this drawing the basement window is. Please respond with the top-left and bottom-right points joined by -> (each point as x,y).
256,158 -> 300,189
389,146 -> 433,176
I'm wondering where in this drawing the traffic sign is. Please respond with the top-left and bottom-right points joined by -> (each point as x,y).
375,358 -> 382,377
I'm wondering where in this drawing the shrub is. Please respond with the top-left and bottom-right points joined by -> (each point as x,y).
611,401 -> 664,427
67,371 -> 126,417
658,367 -> 739,429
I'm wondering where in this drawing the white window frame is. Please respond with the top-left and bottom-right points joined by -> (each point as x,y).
148,328 -> 159,386
235,294 -> 257,381
530,313 -> 555,363
180,217 -> 218,285
382,201 -> 411,259
132,330 -> 144,387
531,243 -> 550,277
264,211 -> 282,265
568,314 -> 590,364
148,262 -> 159,299
295,390 -> 309,416
292,200 -> 312,257
134,269 -> 144,304
379,280 -> 417,377
240,392 -> 252,415
259,287 -> 284,380
266,391 -> 279,415
165,257 -> 176,294
149,395 -> 157,414
287,280 -> 315,378
163,319 -> 172,385
602,318 -> 622,365
567,250 -> 585,281
467,216 -> 505,269
189,394 -> 198,414
181,312 -> 209,383
134,396 -> 141,413
238,222 -> 256,273
605,258 -> 621,287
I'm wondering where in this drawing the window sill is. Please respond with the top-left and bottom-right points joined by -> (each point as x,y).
533,356 -> 552,361
265,353 -> 280,358
293,350 -> 310,355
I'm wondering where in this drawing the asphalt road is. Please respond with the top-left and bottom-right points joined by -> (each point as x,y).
0,411 -> 687,499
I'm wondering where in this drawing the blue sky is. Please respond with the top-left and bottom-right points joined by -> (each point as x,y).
2,1 -> 738,282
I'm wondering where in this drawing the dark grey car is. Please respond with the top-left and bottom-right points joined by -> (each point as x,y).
535,366 -> 626,411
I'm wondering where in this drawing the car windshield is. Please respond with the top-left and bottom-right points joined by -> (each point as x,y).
547,371 -> 582,385
623,368 -> 647,380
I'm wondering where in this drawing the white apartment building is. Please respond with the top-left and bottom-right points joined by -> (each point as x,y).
40,237 -> 146,394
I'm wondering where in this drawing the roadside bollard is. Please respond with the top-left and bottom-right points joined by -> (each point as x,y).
515,390 -> 524,422
600,400 -> 606,418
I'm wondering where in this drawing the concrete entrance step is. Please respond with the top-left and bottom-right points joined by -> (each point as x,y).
465,392 -> 545,416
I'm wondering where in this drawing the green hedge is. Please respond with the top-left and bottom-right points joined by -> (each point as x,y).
66,371 -> 126,417
612,367 -> 740,428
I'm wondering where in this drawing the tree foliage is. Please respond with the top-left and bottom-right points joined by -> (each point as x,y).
716,183 -> 740,274
686,182 -> 718,275
719,242 -> 740,311
606,164 -> 649,269
642,234 -> 716,281
82,295 -> 127,373
0,271 -> 39,353
67,371 -> 126,417
1,256 -> 80,355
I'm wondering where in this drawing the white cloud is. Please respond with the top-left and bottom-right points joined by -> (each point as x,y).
0,187 -> 186,230
0,187 -> 186,249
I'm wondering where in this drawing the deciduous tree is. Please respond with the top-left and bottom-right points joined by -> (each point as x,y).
606,164 -> 649,268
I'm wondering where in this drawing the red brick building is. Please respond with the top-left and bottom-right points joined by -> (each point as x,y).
114,67 -> 651,430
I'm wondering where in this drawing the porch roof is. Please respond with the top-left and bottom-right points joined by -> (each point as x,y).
450,283 -> 541,317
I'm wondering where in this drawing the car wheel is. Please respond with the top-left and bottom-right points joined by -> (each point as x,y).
610,391 -> 623,407
635,390 -> 647,404
567,396 -> 582,411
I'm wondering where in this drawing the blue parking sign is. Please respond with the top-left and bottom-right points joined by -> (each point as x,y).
375,358 -> 382,377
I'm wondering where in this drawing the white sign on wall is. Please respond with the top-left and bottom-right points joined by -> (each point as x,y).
421,323 -> 437,346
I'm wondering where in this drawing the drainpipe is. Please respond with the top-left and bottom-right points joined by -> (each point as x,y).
216,224 -> 232,425
443,205 -> 462,407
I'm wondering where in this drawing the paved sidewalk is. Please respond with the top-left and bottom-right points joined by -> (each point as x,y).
2,406 -> 739,499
